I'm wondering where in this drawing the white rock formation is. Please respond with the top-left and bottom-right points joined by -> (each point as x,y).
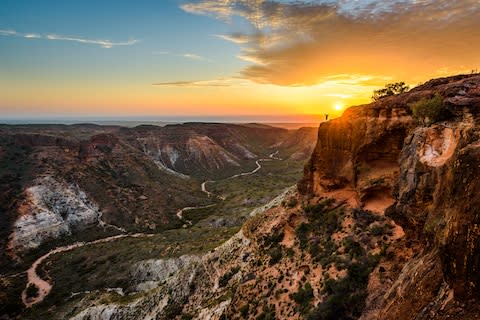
8,176 -> 100,252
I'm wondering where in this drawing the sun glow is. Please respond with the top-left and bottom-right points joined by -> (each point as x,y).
334,103 -> 344,111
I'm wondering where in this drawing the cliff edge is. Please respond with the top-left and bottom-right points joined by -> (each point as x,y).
300,73 -> 480,319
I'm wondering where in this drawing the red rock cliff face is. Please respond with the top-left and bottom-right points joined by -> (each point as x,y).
299,74 -> 480,318
298,96 -> 414,210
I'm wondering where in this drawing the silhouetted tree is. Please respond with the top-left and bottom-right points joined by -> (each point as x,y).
372,82 -> 409,101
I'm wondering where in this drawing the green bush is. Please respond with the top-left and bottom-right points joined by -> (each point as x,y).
287,198 -> 298,208
369,225 -> 387,236
218,266 -> 240,287
25,284 -> 39,298
262,230 -> 284,247
268,246 -> 283,265
309,255 -> 381,320
290,282 -> 314,315
240,304 -> 249,318
343,237 -> 365,259
296,223 -> 310,249
372,82 -> 409,101
256,304 -> 275,320
410,93 -> 449,125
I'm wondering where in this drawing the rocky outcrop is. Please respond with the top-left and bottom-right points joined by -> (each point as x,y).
298,96 -> 413,209
300,74 -> 480,319
8,176 -> 100,253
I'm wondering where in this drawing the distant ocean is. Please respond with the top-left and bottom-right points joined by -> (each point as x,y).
0,115 -> 323,129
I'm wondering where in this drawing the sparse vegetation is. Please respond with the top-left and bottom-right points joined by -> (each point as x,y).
240,304 -> 250,318
268,246 -> 283,265
295,199 -> 346,268
219,266 -> 241,287
286,197 -> 298,208
410,93 -> 450,125
290,282 -> 314,315
163,299 -> 184,319
308,254 -> 381,320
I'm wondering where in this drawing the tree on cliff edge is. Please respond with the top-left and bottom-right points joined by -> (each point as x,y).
372,82 -> 410,101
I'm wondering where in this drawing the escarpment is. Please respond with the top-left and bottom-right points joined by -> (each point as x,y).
300,74 -> 480,319
299,100 -> 412,212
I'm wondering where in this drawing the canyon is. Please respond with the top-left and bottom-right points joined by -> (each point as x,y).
2,73 -> 480,319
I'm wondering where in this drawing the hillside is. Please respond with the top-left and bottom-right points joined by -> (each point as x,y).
23,73 -> 480,320
0,122 -> 317,317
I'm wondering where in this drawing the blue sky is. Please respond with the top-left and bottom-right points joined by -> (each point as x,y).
0,0 -> 246,82
1,0 -> 479,119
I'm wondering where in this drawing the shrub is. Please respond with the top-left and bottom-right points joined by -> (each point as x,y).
410,93 -> 449,125
287,198 -> 298,208
218,266 -> 240,287
303,198 -> 334,215
343,237 -> 365,259
25,284 -> 39,298
323,210 -> 340,234
372,82 -> 409,101
296,223 -> 310,249
164,301 -> 184,319
240,304 -> 249,318
310,254 -> 382,320
268,246 -> 283,265
262,229 -> 284,247
286,247 -> 295,258
256,305 -> 275,320
369,225 -> 387,236
290,282 -> 314,314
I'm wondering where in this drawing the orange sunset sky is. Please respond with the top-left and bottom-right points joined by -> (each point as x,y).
1,0 -> 479,120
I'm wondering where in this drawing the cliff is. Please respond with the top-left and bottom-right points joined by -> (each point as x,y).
300,73 -> 480,319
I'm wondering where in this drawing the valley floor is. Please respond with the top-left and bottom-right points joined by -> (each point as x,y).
1,151 -> 305,319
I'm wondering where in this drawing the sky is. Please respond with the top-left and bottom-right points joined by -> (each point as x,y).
1,0 -> 479,121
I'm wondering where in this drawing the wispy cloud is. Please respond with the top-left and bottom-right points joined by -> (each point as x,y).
153,78 -> 248,87
0,29 -> 16,36
24,33 -> 41,39
213,33 -> 250,44
0,29 -> 138,48
183,0 -> 480,86
152,51 -> 209,61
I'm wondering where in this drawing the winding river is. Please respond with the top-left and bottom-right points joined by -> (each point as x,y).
22,151 -> 281,307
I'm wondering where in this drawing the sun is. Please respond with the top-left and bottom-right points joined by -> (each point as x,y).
334,103 -> 343,111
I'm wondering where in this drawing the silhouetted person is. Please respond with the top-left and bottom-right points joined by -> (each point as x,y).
324,114 -> 329,121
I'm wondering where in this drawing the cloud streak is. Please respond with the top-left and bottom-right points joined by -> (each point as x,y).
153,51 -> 208,61
182,0 -> 480,86
0,29 -> 138,48
153,78 -> 248,87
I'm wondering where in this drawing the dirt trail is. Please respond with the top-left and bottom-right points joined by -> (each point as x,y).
22,233 -> 152,307
176,151 -> 281,222
176,204 -> 217,224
